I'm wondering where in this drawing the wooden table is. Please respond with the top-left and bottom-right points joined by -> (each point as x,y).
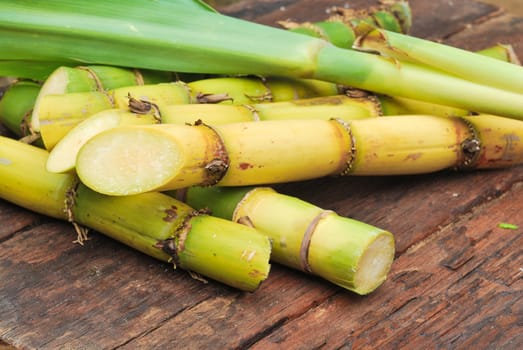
1,0 -> 522,348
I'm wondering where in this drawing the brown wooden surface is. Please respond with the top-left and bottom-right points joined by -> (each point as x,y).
1,0 -> 522,349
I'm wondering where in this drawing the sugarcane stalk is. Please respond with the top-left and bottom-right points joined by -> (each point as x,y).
30,65 -> 172,132
279,0 -> 412,49
0,135 -> 271,291
38,82 -> 191,149
0,80 -> 42,143
186,76 -> 341,104
174,185 -> 395,295
2,1 -> 523,119
75,114 -> 523,195
353,27 -> 523,94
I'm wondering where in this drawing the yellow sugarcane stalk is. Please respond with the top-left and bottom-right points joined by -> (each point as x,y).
46,93 -> 380,173
75,114 -> 523,196
0,135 -> 271,291
38,82 -> 191,149
179,185 -> 395,295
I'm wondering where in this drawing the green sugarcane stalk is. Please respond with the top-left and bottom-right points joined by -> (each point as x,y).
75,114 -> 523,196
0,135 -> 271,291
353,27 -> 523,94
1,1 -> 523,119
0,80 -> 42,143
279,0 -> 412,49
31,65 -> 172,132
171,185 -> 395,295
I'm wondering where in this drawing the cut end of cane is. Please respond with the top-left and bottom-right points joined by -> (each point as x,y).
47,109 -> 123,173
31,67 -> 72,132
352,232 -> 395,295
76,126 -> 182,196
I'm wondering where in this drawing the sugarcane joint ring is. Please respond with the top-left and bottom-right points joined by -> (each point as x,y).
300,210 -> 335,273
332,118 -> 356,176
199,122 -> 230,186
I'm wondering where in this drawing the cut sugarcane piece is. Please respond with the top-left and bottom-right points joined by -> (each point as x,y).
38,82 -> 191,149
162,94 -> 381,124
76,114 -> 523,196
279,0 -> 412,49
30,65 -> 171,132
3,2 -> 523,119
186,76 -> 341,105
353,28 -> 523,94
46,109 -> 158,173
461,114 -> 523,169
179,186 -> 395,295
0,135 -> 271,291
46,94 -> 379,173
0,80 -> 42,141
0,136 -> 76,219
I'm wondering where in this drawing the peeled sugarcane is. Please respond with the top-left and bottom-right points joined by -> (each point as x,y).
171,185 -> 395,295
279,0 -> 412,49
3,1 -> 523,120
0,135 -> 271,291
75,114 -> 523,196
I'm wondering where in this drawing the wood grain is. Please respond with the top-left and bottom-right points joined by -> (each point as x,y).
1,0 -> 522,349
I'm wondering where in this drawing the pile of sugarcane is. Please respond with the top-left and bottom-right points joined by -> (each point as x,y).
1,0 -> 523,295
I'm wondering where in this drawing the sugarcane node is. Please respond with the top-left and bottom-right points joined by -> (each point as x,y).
299,210 -> 335,273
332,118 -> 357,176
458,118 -> 482,169
132,68 -> 145,85
460,138 -> 481,166
199,123 -> 231,186
154,238 -> 180,267
63,181 -> 90,245
126,93 -> 162,122
196,92 -> 233,104
204,158 -> 229,181
242,104 -> 260,121
77,65 -> 106,92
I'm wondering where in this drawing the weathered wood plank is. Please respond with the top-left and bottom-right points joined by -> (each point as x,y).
248,182 -> 523,349
0,222 -> 228,349
445,13 -> 523,57
219,0 -> 499,41
0,201 -> 41,241
1,0 -> 522,349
